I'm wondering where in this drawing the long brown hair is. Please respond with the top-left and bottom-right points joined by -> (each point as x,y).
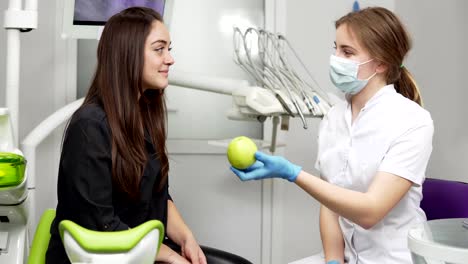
336,7 -> 422,106
83,7 -> 169,200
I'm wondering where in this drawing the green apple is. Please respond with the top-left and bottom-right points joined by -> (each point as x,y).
227,136 -> 258,169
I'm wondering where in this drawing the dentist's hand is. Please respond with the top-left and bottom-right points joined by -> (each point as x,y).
230,151 -> 302,182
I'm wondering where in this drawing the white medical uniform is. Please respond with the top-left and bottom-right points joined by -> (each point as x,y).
315,84 -> 433,264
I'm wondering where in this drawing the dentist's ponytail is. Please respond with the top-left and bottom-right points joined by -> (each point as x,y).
397,66 -> 422,106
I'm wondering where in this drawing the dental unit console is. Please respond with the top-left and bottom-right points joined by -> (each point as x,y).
0,109 -> 29,263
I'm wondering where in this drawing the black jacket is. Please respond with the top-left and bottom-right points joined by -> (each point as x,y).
46,103 -> 170,263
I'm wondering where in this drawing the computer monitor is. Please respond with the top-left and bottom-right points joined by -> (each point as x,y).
62,0 -> 174,39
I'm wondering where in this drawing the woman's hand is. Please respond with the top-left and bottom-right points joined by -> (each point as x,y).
155,244 -> 192,264
181,235 -> 207,264
166,200 -> 206,263
165,251 -> 191,264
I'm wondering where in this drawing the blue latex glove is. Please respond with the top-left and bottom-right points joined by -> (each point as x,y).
230,151 -> 302,182
327,261 -> 340,264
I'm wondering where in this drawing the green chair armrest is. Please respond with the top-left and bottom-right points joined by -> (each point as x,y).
59,220 -> 164,253
28,209 -> 56,264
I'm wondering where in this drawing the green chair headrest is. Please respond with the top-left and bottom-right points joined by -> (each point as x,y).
59,220 -> 164,253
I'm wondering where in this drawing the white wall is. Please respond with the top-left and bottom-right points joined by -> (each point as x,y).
166,0 -> 264,140
395,0 -> 468,183
0,1 -> 74,141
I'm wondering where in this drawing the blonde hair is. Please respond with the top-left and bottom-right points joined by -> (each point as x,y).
336,7 -> 422,106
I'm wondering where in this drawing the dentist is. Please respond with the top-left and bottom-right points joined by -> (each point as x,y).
231,7 -> 433,264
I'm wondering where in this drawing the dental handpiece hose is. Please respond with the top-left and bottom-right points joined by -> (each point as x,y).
292,99 -> 307,129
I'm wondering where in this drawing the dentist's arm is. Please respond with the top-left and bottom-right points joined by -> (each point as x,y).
295,170 -> 411,229
232,122 -> 432,230
320,205 -> 344,264
231,152 -> 411,229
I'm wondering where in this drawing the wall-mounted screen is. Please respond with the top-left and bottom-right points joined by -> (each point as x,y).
63,0 -> 173,39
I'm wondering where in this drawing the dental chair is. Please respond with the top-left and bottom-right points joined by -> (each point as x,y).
28,208 -> 252,264
60,219 -> 164,264
202,246 -> 253,264
28,209 -> 56,264
28,209 -> 164,264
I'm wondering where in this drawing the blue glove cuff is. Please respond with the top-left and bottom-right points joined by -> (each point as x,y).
286,163 -> 302,182
326,261 -> 340,264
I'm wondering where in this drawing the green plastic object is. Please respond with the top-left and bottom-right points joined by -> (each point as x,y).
59,219 -> 164,254
0,152 -> 26,188
28,209 -> 56,264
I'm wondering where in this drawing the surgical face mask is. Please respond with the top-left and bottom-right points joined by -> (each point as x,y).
329,54 -> 377,95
